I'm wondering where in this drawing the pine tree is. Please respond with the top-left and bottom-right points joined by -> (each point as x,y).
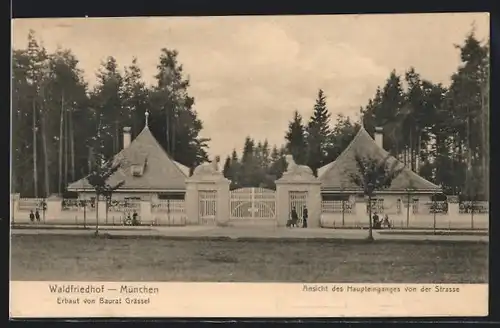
240,137 -> 258,187
48,48 -> 89,194
222,156 -> 231,178
228,149 -> 241,189
149,48 -> 209,167
90,56 -> 124,160
306,89 -> 331,175
255,141 -> 264,167
267,145 -> 287,183
12,49 -> 34,195
25,30 -> 44,197
285,110 -> 308,165
270,145 -> 280,164
241,137 -> 254,165
325,114 -> 360,163
122,57 -> 148,136
361,71 -> 405,156
261,139 -> 270,168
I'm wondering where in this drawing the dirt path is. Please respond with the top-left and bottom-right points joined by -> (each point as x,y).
11,225 -> 489,242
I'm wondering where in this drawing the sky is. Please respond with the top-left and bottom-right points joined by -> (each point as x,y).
12,13 -> 489,159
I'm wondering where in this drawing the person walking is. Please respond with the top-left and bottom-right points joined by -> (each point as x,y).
302,206 -> 308,228
132,210 -> 139,226
372,213 -> 380,229
382,214 -> 391,229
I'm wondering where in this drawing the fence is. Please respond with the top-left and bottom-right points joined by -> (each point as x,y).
151,199 -> 186,226
459,201 -> 489,214
320,200 -> 489,230
108,199 -> 141,213
17,198 -> 45,211
416,201 -> 449,215
61,199 -> 96,212
12,196 -> 490,230
321,200 -> 355,214
364,198 -> 402,215
12,197 -> 187,227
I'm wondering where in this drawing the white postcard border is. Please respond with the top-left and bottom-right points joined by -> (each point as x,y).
10,281 -> 488,318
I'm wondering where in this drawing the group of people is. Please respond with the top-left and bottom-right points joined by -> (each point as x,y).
124,211 -> 140,226
29,209 -> 41,223
285,207 -> 392,229
372,213 -> 392,229
287,206 -> 308,228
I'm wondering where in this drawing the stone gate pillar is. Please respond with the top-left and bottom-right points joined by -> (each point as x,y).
11,193 -> 20,223
275,155 -> 322,228
185,180 -> 200,225
215,179 -> 231,226
185,159 -> 231,226
307,183 -> 322,228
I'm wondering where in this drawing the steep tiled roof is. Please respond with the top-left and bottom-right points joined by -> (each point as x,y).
68,127 -> 189,191
318,127 -> 441,192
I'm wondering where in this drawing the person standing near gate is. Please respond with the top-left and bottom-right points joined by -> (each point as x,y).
35,209 -> 40,222
29,210 -> 35,223
302,206 -> 308,228
132,210 -> 139,226
372,212 -> 380,229
288,207 -> 299,227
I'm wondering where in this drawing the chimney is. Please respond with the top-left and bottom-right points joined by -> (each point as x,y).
374,127 -> 383,149
123,127 -> 131,149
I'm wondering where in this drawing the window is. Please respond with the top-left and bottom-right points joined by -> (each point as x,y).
412,198 -> 420,214
131,165 -> 144,177
366,198 -> 384,214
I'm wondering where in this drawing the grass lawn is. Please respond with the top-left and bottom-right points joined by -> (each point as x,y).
11,225 -> 153,231
11,234 -> 488,283
377,230 -> 489,236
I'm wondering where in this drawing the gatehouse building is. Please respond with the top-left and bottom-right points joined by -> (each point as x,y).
67,115 -> 190,202
318,126 -> 443,219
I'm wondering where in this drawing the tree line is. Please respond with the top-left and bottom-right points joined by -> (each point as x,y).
223,31 -> 489,200
12,30 -> 209,198
13,29 -> 489,200
221,89 -> 361,190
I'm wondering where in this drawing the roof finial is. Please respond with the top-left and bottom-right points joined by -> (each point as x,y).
145,110 -> 150,128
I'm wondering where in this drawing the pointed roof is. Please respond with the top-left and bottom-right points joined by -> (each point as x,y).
318,127 -> 441,192
68,126 -> 190,191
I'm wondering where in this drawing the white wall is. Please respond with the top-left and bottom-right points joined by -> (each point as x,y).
320,193 -> 489,230
12,194 -> 187,226
12,193 -> 489,230
320,211 -> 488,230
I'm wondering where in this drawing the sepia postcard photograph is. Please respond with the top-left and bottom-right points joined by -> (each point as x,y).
10,12 -> 489,318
